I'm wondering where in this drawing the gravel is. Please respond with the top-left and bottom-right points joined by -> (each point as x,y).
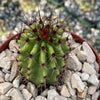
0,32 -> 99,100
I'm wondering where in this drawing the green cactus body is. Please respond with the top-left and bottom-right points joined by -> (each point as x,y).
18,20 -> 69,87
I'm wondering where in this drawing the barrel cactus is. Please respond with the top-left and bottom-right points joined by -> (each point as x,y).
18,15 -> 69,87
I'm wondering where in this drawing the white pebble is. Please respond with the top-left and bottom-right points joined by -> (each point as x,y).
88,74 -> 99,86
47,89 -> 59,100
22,89 -> 32,100
71,73 -> 85,92
82,62 -> 96,75
0,82 -> 12,94
60,85 -> 71,97
81,73 -> 89,81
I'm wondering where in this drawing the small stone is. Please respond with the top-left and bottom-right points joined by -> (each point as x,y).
5,49 -> 12,57
0,57 -> 11,70
76,50 -> 87,62
71,45 -> 81,54
82,42 -> 96,63
88,74 -> 99,86
49,86 -> 56,90
9,61 -> 18,81
63,70 -> 72,84
86,98 -> 91,100
19,84 -> 25,90
94,61 -> 99,72
70,43 -> 80,50
63,32 -> 69,37
66,53 -> 82,71
60,85 -> 71,97
31,98 -> 34,100
13,76 -> 21,88
47,89 -> 59,100
78,86 -> 88,98
7,88 -> 24,100
0,82 -> 12,94
0,95 -> 10,100
22,89 -> 32,100
82,62 -> 96,75
0,51 -> 6,59
81,73 -> 89,81
66,82 -> 76,96
9,40 -> 20,53
35,96 -> 47,100
27,82 -> 37,98
88,86 -> 97,95
67,98 -> 73,100
75,72 -> 81,77
92,91 -> 100,100
71,95 -> 77,100
2,69 -> 10,74
5,73 -> 10,82
0,71 -> 5,82
71,73 -> 85,92
54,95 -> 67,100
41,89 -> 48,97
0,71 -> 4,77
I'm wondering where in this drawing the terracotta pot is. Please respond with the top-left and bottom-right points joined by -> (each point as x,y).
0,31 -> 100,99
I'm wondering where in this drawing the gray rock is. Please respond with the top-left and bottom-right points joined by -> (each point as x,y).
70,43 -> 80,50
0,95 -> 10,100
6,88 -> 24,100
82,42 -> 96,63
35,96 -> 47,100
63,70 -> 72,84
0,77 -> 5,82
66,53 -> 82,71
94,61 -> 100,72
78,86 -> 88,98
5,49 -> 12,57
71,73 -> 85,92
76,50 -> 87,62
54,95 -> 67,100
19,84 -> 25,90
0,71 -> 5,82
9,40 -> 20,53
66,82 -> 76,96
5,73 -> 10,82
0,51 -> 6,60
31,98 -> 34,100
27,82 -> 37,98
80,73 -> 89,81
47,89 -> 59,100
88,86 -> 97,95
0,82 -> 12,94
87,74 -> 99,86
92,91 -> 100,100
22,89 -> 32,100
60,85 -> 71,97
13,76 -> 21,88
82,62 -> 96,75
71,45 -> 82,54
9,61 -> 18,82
0,57 -> 11,70
41,89 -> 48,97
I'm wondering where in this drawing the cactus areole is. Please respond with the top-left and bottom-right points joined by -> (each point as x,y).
18,15 -> 69,87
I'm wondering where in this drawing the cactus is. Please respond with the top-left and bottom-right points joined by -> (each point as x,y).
18,16 -> 69,87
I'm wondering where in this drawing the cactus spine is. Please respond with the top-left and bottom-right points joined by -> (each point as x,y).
18,17 -> 69,87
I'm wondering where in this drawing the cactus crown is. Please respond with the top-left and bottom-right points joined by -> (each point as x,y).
18,13 -> 69,87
